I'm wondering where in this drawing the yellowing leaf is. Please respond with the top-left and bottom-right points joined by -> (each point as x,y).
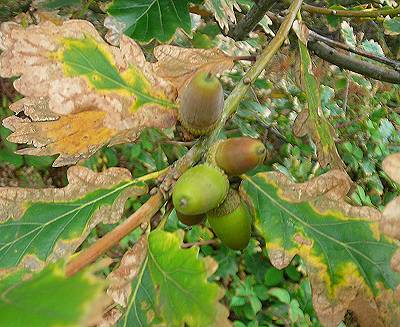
0,262 -> 107,327
153,45 -> 234,95
0,166 -> 147,271
241,170 -> 400,327
204,0 -> 241,32
0,20 -> 178,166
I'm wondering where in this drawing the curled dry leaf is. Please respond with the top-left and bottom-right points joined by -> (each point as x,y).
382,152 -> 400,184
153,45 -> 234,95
0,20 -> 177,166
0,166 -> 147,272
241,170 -> 400,327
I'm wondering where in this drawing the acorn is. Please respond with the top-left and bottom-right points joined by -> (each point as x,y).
209,137 -> 266,175
176,211 -> 205,226
207,189 -> 252,250
172,164 -> 229,215
179,71 -> 224,136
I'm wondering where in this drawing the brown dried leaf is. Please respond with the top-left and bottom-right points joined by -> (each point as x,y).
0,20 -> 177,166
382,153 -> 400,184
382,196 -> 400,240
153,45 -> 234,95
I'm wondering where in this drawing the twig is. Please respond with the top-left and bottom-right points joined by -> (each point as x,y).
181,239 -> 218,248
308,29 -> 400,71
228,0 -> 278,40
65,0 -> 303,276
302,3 -> 400,17
161,140 -> 196,147
308,41 -> 400,84
233,55 -> 258,62
66,191 -> 164,277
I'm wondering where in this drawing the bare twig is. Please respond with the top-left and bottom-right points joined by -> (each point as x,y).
228,0 -> 278,40
308,41 -> 400,84
308,29 -> 400,71
181,239 -> 218,248
65,0 -> 303,276
302,3 -> 400,17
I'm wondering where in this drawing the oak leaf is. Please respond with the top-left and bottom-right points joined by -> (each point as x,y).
241,170 -> 400,327
0,20 -> 177,166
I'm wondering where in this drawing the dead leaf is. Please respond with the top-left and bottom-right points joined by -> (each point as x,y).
382,196 -> 400,240
107,236 -> 148,307
382,153 -> 400,184
0,20 -> 178,166
153,45 -> 234,95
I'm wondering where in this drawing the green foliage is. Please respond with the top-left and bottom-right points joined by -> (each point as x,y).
108,0 -> 199,42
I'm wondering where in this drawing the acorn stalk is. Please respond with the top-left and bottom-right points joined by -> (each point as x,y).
179,71 -> 224,136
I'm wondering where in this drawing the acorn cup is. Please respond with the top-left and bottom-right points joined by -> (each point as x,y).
172,164 -> 229,216
179,71 -> 224,136
209,137 -> 266,175
207,188 -> 252,250
176,211 -> 205,226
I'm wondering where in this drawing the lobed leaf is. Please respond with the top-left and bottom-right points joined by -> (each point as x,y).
0,20 -> 177,166
107,0 -> 196,42
240,170 -> 400,327
0,262 -> 106,327
110,231 -> 226,327
0,166 -> 147,271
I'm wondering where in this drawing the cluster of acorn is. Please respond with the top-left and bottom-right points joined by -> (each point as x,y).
171,71 -> 266,250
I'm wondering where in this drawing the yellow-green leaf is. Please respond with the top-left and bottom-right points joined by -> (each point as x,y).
0,262 -> 106,327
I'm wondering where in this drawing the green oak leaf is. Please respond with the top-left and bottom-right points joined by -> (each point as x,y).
107,0 -> 197,42
0,262 -> 105,327
240,170 -> 400,326
0,166 -> 147,270
293,33 -> 344,169
120,230 -> 221,327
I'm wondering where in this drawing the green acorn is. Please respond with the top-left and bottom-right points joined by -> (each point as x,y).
172,164 -> 229,215
179,71 -> 224,136
176,211 -> 205,226
209,137 -> 266,175
207,189 -> 252,250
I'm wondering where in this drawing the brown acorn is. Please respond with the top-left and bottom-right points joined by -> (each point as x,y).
179,71 -> 224,136
207,189 -> 252,250
176,211 -> 205,226
209,137 -> 266,175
